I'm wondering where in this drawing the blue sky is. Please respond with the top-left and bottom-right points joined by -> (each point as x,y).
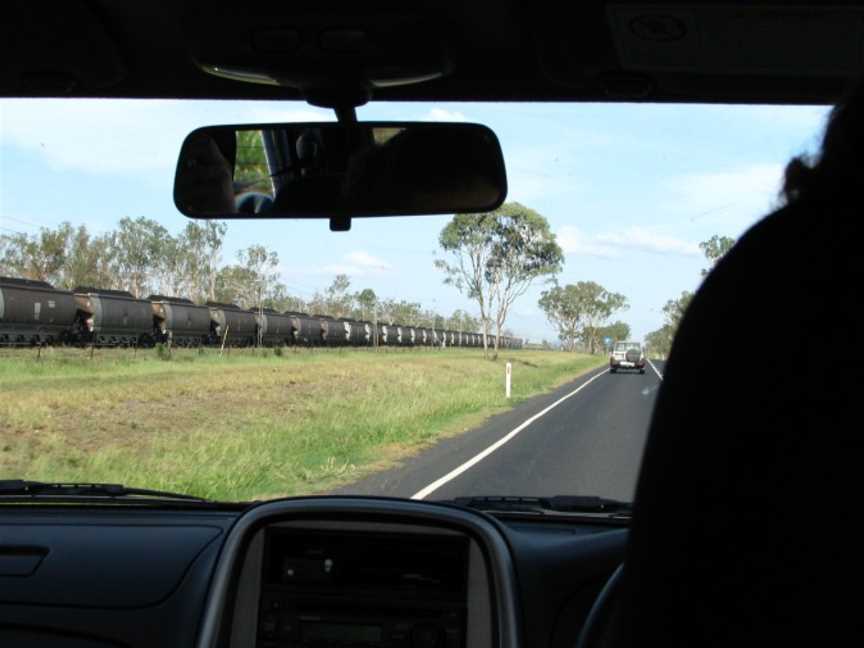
0,98 -> 829,342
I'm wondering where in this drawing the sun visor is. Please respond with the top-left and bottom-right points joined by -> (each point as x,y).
181,2 -> 451,106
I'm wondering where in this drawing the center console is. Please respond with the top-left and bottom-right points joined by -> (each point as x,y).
257,527 -> 469,648
194,498 -> 517,648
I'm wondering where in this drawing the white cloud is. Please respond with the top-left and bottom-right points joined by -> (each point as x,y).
676,163 -> 783,208
1,99 -> 186,174
595,226 -> 700,256
667,163 -> 786,232
557,226 -> 618,258
513,307 -> 539,319
0,99 -> 334,178
422,108 -> 468,122
504,147 -> 580,203
321,250 -> 392,277
344,250 -> 392,270
320,264 -> 363,276
558,225 -> 699,258
702,104 -> 830,133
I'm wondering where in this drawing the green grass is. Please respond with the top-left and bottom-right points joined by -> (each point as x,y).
0,346 -> 604,501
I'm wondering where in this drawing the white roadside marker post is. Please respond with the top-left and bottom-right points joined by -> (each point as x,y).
505,361 -> 512,399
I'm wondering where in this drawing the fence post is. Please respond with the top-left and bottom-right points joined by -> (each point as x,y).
505,361 -> 512,399
220,324 -> 230,357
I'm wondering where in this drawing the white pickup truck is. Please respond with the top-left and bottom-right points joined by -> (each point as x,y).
609,341 -> 646,374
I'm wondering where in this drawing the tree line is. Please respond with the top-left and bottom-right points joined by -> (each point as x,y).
434,202 -> 633,355
538,282 -> 629,353
3,200 -> 651,355
0,218 -> 485,331
435,202 -> 742,357
0,218 -> 227,303
435,202 -> 564,354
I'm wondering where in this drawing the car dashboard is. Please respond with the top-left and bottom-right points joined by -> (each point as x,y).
0,498 -> 627,648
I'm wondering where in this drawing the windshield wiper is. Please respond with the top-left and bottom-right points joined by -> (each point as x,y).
440,495 -> 632,516
0,480 -> 207,502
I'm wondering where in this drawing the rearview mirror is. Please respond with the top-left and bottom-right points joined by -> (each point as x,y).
173,122 -> 507,226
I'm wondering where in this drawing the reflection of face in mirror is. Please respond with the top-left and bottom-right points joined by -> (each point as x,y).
296,130 -> 323,178
272,127 -> 348,212
343,127 -> 502,211
175,131 -> 236,215
175,123 -> 505,218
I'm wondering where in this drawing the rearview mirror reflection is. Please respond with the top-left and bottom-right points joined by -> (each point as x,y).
174,122 -> 507,222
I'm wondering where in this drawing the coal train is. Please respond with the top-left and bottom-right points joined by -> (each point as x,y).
0,276 -> 523,350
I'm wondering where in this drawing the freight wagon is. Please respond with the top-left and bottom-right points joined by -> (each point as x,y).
73,288 -> 154,347
0,277 -> 76,345
254,308 -> 297,347
0,276 -> 525,350
150,295 -> 211,346
206,302 -> 257,346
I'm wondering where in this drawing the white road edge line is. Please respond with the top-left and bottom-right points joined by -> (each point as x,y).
411,367 -> 611,500
647,359 -> 664,381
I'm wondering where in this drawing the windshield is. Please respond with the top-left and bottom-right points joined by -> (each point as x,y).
0,99 -> 826,503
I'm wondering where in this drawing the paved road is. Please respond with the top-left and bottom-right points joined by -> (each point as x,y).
335,359 -> 666,502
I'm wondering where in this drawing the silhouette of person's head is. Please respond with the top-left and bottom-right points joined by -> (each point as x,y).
782,80 -> 864,205
296,129 -> 324,177
343,126 -> 502,211
175,130 -> 237,215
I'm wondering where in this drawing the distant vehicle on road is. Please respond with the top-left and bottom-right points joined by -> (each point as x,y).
610,341 -> 646,374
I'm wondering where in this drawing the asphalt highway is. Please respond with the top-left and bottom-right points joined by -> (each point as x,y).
336,359 -> 666,502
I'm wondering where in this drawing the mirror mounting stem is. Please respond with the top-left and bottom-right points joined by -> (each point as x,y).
331,103 -> 356,230
334,105 -> 357,125
330,214 -> 351,232
304,86 -> 370,115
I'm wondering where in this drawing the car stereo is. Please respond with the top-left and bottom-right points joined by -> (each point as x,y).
257,528 -> 469,648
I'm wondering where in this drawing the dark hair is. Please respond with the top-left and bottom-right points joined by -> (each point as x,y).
343,127 -> 500,208
209,129 -> 237,168
782,79 -> 864,203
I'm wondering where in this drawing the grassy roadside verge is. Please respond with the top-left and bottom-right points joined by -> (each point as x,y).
0,347 -> 605,501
